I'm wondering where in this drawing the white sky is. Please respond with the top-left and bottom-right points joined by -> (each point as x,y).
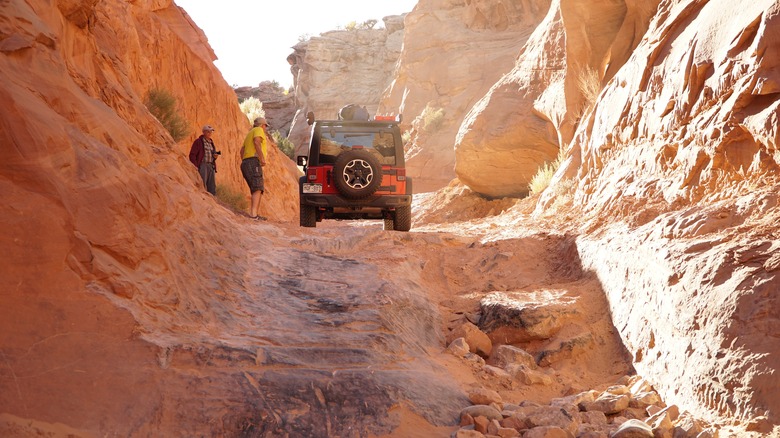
176,0 -> 418,89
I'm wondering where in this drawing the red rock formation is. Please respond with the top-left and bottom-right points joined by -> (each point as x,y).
287,16 -> 405,155
381,0 -> 552,193
4,0 -> 780,434
0,0 -> 301,434
563,0 -> 780,427
454,0 -> 658,198
454,0 -> 780,428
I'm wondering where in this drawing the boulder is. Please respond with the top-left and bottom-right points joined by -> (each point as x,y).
537,334 -> 594,367
479,291 -> 577,344
490,344 -> 537,369
448,322 -> 493,357
611,419 -> 653,438
580,393 -> 630,415
461,405 -> 503,422
448,337 -> 471,357
468,388 -> 503,406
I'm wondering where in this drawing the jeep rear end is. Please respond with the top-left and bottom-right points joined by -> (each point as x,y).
298,114 -> 413,231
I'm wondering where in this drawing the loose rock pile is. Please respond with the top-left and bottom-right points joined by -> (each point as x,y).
447,336 -> 719,438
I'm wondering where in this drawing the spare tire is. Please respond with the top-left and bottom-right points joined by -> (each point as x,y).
333,150 -> 382,199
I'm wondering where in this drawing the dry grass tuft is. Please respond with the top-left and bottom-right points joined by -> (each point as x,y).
216,184 -> 249,213
529,149 -> 566,195
577,66 -> 602,111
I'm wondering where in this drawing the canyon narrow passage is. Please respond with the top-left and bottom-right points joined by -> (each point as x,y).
159,217 -> 634,436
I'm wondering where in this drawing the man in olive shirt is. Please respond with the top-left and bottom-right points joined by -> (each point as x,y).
240,117 -> 269,220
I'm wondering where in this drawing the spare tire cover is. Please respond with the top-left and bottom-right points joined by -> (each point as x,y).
333,150 -> 382,199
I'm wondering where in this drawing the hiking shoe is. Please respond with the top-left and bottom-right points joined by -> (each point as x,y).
249,215 -> 267,221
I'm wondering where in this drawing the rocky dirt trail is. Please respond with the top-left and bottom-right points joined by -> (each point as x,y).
0,194 -> 731,438
179,208 -> 636,437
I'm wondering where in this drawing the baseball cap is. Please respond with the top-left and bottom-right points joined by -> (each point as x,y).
202,125 -> 215,132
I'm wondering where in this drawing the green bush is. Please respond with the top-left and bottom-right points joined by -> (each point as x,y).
239,97 -> 264,123
216,184 -> 248,212
421,105 -> 445,133
401,130 -> 411,145
271,131 -> 296,160
529,150 -> 565,195
144,88 -> 189,142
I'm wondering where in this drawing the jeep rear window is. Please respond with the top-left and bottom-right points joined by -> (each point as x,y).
319,128 -> 397,165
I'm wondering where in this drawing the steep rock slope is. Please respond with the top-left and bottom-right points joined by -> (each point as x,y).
381,0 -> 552,193
455,0 -> 658,198
457,0 -> 780,429
562,0 -> 780,428
2,0 -> 298,220
0,0 -> 316,435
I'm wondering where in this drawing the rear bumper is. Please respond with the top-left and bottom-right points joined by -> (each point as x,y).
300,193 -> 412,209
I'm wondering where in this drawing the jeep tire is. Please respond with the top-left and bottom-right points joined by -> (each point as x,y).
393,205 -> 411,231
333,150 -> 382,199
383,216 -> 394,231
300,204 -> 317,227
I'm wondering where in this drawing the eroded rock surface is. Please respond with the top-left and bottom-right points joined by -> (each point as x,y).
287,16 -> 405,154
3,0 -> 780,436
455,0 -> 659,198
381,0 -> 552,192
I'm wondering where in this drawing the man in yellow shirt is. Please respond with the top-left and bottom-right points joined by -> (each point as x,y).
240,117 -> 269,220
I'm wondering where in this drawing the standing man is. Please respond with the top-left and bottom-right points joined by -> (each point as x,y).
188,125 -> 218,195
240,117 -> 269,220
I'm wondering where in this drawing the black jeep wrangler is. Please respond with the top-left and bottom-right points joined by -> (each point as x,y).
297,107 -> 413,231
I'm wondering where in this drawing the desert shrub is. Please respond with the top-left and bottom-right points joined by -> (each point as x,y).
271,131 -> 295,160
577,66 -> 601,110
421,105 -> 445,133
343,19 -> 377,31
401,130 -> 411,145
144,88 -> 189,142
216,184 -> 248,212
529,149 -> 566,195
239,97 -> 264,123
259,80 -> 285,94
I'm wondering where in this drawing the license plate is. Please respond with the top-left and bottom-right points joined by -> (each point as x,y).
302,183 -> 322,194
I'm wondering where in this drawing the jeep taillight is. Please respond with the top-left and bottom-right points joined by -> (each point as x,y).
308,169 -> 317,181
396,168 -> 406,181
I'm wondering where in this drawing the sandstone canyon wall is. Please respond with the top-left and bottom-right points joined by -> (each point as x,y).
450,0 -> 779,429
0,0 -> 303,434
454,0 -> 658,197
3,0 -> 779,434
567,0 -> 780,428
381,0 -> 552,193
287,16 -> 405,155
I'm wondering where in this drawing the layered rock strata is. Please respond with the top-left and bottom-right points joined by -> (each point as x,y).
381,0 -> 552,193
544,0 -> 779,428
454,0 -> 659,198
287,15 -> 405,155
